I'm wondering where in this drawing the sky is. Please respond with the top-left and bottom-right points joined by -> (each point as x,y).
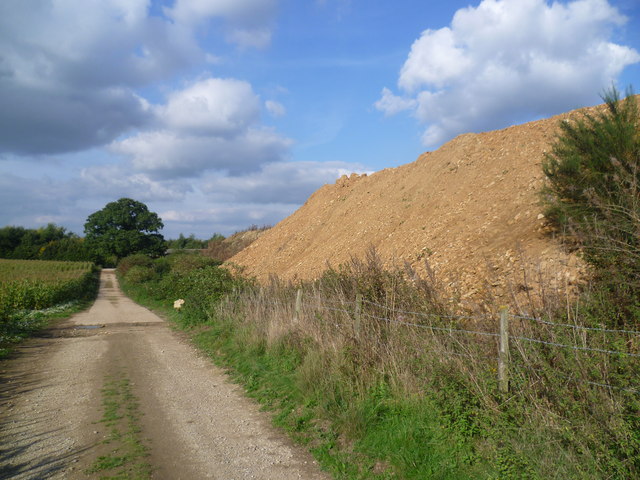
1,0 -> 639,239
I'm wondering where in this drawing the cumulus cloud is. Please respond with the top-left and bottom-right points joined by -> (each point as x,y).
111,78 -> 292,178
161,78 -> 261,135
374,88 -> 417,116
0,85 -> 151,155
79,164 -> 192,201
376,0 -> 640,147
0,0 -> 280,155
0,0 -> 202,155
112,127 -> 291,178
160,202 -> 297,236
203,161 -> 367,203
167,0 -> 279,49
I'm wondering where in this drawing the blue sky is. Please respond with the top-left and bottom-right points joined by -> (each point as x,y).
1,0 -> 639,239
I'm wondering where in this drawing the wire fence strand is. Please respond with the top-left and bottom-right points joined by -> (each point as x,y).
361,298 -> 486,322
361,312 -> 500,337
262,290 -> 640,360
513,335 -> 640,358
512,364 -> 639,394
511,314 -> 640,336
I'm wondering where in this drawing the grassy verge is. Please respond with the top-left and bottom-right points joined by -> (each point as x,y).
189,316 -> 487,479
117,252 -> 639,479
87,370 -> 151,480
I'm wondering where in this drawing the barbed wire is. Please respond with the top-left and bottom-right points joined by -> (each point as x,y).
511,314 -> 640,336
512,364 -> 639,394
258,292 -> 639,358
322,298 -> 356,305
321,305 -> 357,315
513,335 -> 640,358
361,312 -> 500,337
361,298 -> 485,322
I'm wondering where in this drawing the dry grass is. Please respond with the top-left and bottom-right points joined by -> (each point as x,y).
209,249 -> 639,477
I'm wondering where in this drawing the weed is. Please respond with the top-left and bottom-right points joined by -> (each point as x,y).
87,371 -> 151,480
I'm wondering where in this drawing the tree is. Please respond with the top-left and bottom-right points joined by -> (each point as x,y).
542,87 -> 639,323
0,223 -> 73,259
84,198 -> 165,265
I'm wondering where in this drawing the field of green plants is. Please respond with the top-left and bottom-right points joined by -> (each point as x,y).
0,259 -> 99,355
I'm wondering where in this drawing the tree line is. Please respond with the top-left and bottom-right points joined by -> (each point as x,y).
0,198 -> 220,267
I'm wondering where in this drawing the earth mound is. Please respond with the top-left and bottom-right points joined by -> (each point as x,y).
227,103 -> 617,299
204,227 -> 270,261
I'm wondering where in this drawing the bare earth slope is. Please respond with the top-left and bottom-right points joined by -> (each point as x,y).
228,103 -> 620,298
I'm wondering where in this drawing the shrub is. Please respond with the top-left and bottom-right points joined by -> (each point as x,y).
124,265 -> 155,285
117,254 -> 154,278
171,266 -> 238,323
167,252 -> 221,275
542,88 -> 640,326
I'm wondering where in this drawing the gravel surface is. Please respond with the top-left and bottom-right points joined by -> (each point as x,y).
0,269 -> 330,480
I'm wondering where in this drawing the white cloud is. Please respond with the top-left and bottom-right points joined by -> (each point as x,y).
0,0 -> 281,155
265,100 -> 286,117
374,87 -> 417,116
110,78 -> 291,178
111,77 -> 292,178
161,78 -> 261,135
79,164 -> 191,201
0,0 -> 201,155
377,0 -> 640,147
112,127 -> 291,178
203,161 -> 367,203
160,202 -> 296,235
167,0 -> 279,48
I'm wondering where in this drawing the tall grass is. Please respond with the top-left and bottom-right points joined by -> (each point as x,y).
118,251 -> 638,478
203,253 -> 638,479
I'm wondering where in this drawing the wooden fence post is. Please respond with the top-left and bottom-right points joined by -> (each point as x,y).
498,306 -> 510,394
354,293 -> 363,338
293,288 -> 303,323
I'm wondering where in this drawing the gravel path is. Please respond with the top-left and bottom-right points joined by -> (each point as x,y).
0,269 -> 330,479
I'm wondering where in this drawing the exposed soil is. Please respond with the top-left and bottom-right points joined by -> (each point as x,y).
228,102 -> 635,302
0,270 -> 330,480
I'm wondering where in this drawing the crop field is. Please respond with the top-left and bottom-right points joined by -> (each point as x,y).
0,259 -> 94,282
1,259 -> 99,354
0,259 -> 96,315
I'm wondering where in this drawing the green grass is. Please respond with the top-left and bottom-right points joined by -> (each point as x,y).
87,371 -> 151,480
189,320 -> 488,479
116,253 -> 640,480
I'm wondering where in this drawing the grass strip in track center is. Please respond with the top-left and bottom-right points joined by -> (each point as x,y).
87,370 -> 151,480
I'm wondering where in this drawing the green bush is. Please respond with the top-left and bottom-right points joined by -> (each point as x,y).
117,253 -> 240,325
169,266 -> 237,323
542,88 -> 640,326
167,252 -> 221,275
117,254 -> 154,278
124,265 -> 155,285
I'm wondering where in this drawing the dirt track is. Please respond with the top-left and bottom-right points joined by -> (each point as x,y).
0,270 -> 329,479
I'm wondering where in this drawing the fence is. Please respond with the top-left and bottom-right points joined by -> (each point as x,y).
281,288 -> 640,396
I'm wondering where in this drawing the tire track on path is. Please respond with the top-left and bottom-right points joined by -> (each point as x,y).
1,269 -> 330,479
